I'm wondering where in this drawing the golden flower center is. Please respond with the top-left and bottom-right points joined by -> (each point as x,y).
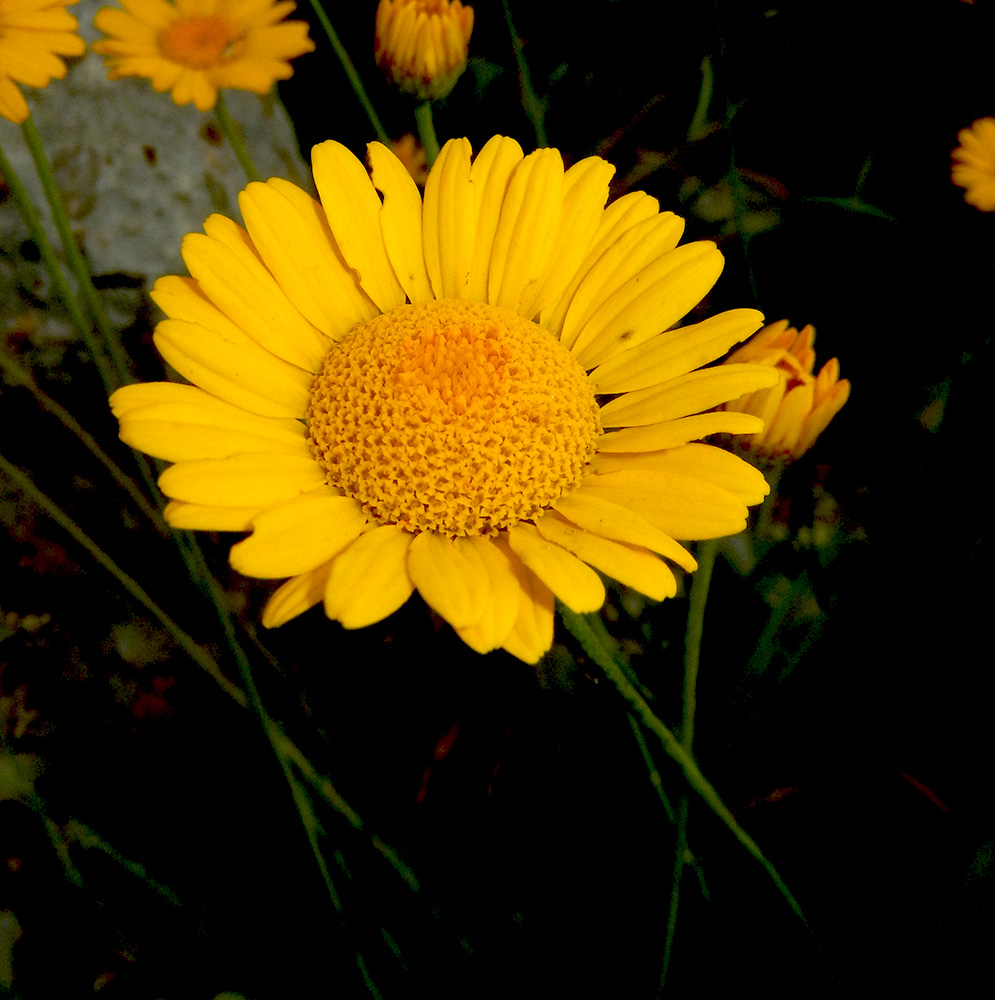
307,300 -> 602,537
158,16 -> 240,69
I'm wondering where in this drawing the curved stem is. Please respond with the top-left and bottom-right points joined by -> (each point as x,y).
308,0 -> 391,145
558,604 -> 808,927
414,100 -> 440,168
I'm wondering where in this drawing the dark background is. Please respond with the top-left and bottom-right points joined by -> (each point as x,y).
2,1 -> 991,997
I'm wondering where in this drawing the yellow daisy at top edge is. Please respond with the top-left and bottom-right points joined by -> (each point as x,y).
110,135 -> 782,664
951,117 -> 995,211
0,0 -> 86,124
721,319 -> 850,462
375,0 -> 474,101
92,0 -> 316,112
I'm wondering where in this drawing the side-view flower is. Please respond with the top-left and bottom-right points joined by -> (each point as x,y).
111,135 -> 779,662
721,319 -> 850,461
0,0 -> 86,124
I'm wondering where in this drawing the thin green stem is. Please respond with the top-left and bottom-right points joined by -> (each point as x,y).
414,101 -> 440,168
0,349 -> 167,537
215,92 -> 262,184
308,0 -> 391,145
0,134 -> 117,395
501,0 -> 548,147
0,450 -> 247,707
558,604 -> 808,927
661,536 -> 720,989
20,116 -> 133,388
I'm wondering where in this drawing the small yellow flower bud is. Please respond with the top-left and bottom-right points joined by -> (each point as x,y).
375,0 -> 474,101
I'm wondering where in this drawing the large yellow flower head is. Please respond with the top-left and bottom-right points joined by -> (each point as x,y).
92,0 -> 315,113
375,0 -> 473,101
721,320 -> 850,461
951,117 -> 995,211
111,136 -> 780,662
0,0 -> 86,124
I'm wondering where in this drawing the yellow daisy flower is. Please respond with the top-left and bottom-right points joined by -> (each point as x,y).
951,117 -> 995,211
375,0 -> 473,101
721,320 -> 850,461
111,136 -> 779,662
92,0 -> 315,113
0,0 -> 86,124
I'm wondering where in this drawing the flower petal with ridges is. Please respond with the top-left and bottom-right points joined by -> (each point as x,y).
422,137 -> 475,299
238,179 -> 378,351
453,536 -> 520,653
369,142 -> 435,304
229,492 -> 367,578
262,560 -> 335,628
506,523 -> 605,613
323,525 -> 415,629
158,453 -> 325,507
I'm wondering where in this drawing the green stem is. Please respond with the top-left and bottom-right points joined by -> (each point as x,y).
215,92 -> 262,184
0,134 -> 117,395
0,449 -> 247,707
308,0 -> 391,145
501,0 -> 548,147
558,604 -> 808,927
19,116 -> 132,388
687,55 -> 714,142
414,101 -> 440,168
661,536 -> 720,988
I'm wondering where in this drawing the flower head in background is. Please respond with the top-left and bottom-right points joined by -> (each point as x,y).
92,0 -> 315,112
375,0 -> 473,101
111,135 -> 779,662
951,117 -> 995,210
0,0 -> 86,124
721,320 -> 850,461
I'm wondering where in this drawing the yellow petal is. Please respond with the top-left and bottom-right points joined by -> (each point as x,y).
576,468 -> 754,540
238,178 -> 377,348
116,395 -> 308,463
572,242 -> 725,369
422,137 -> 475,299
594,443 -> 770,505
163,500 -> 266,532
182,216 -> 327,371
525,155 -> 615,320
229,492 -> 367,578
588,308 -> 766,393
262,561 -> 335,628
597,412 -> 764,452
452,536 -> 520,653
557,209 -> 685,350
153,317 -> 313,419
488,148 -> 564,314
368,141 -> 435,305
495,537 -> 555,664
310,140 -> 406,312
407,530 -> 489,630
506,522 -> 605,613
158,453 -> 326,506
551,491 -> 696,571
541,190 -> 662,336
324,524 -> 416,628
534,512 -> 677,600
598,364 -> 780,428
465,135 -> 524,301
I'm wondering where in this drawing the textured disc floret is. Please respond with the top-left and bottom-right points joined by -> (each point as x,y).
307,300 -> 602,537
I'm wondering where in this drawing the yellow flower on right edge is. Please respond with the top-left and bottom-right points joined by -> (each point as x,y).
721,320 -> 850,461
951,117 -> 995,211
